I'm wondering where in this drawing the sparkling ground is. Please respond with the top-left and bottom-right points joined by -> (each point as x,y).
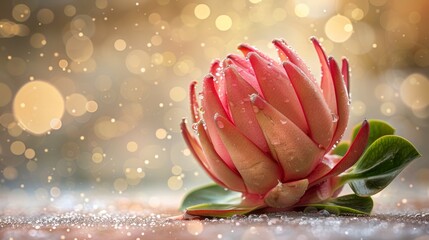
1,207 -> 429,240
1,189 -> 429,240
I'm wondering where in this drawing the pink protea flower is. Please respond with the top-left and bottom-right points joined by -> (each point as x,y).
181,37 -> 369,211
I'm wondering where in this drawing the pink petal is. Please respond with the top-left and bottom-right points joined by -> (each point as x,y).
309,120 -> 369,187
224,67 -> 269,153
306,155 -> 341,184
273,39 -> 316,83
310,37 -> 337,115
341,58 -> 350,94
248,52 -> 309,134
214,114 -> 281,194
328,58 -> 350,150
225,54 -> 263,95
226,54 -> 254,75
251,94 -> 324,182
189,81 -> 200,123
299,177 -> 340,204
209,60 -> 230,118
238,43 -> 274,63
283,61 -> 334,149
195,121 -> 247,192
201,75 -> 235,170
209,59 -> 221,77
180,119 -> 227,188
264,179 -> 309,208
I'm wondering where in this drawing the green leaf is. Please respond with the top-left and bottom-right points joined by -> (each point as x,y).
351,119 -> 395,148
331,142 -> 350,156
180,184 -> 241,210
185,203 -> 260,218
299,194 -> 373,215
344,135 -> 421,196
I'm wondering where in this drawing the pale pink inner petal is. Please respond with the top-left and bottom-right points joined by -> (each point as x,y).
226,54 -> 255,75
248,52 -> 309,134
310,37 -> 337,116
214,114 -> 281,194
225,55 -> 263,96
201,75 -> 235,171
306,155 -> 341,184
209,60 -> 231,119
224,67 -> 269,153
298,177 -> 340,205
328,58 -> 350,150
251,94 -> 324,182
273,39 -> 316,83
180,119 -> 227,188
264,179 -> 309,208
283,61 -> 334,149
196,121 -> 247,192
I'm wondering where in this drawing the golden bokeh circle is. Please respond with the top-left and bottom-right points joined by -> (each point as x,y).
13,81 -> 65,135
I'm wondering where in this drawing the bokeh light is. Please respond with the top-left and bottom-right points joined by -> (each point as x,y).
194,4 -> 211,20
400,73 -> 429,110
325,15 -> 353,43
13,81 -> 65,135
215,15 -> 232,31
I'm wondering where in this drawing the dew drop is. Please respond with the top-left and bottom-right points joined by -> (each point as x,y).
331,113 -> 339,122
191,123 -> 199,132
280,119 -> 288,125
216,119 -> 225,129
252,105 -> 259,113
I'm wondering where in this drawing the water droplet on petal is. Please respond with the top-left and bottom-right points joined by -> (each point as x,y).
331,113 -> 339,122
252,105 -> 259,113
191,123 -> 199,134
280,119 -> 288,125
216,119 -> 225,129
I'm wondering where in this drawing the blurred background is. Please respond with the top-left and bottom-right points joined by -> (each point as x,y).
0,0 -> 428,210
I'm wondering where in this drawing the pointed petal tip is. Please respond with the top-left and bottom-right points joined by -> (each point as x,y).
272,38 -> 284,42
249,93 -> 265,111
226,53 -> 240,61
282,61 -> 297,74
310,36 -> 320,45
246,51 -> 258,59
361,119 -> 369,131
272,38 -> 287,46
202,74 -> 215,86
210,58 -> 220,66
237,43 -> 252,55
